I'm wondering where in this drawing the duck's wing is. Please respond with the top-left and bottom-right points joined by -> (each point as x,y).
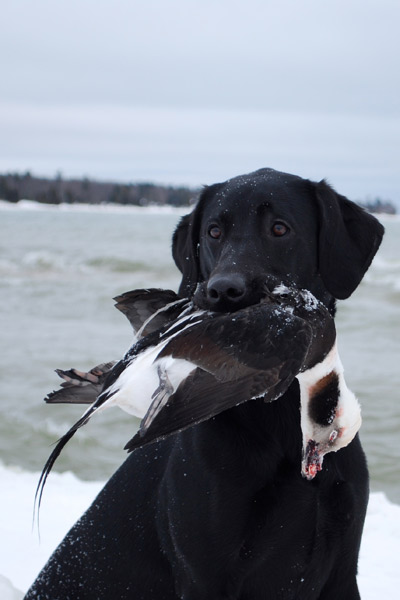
125,303 -> 313,451
44,289 -> 190,406
114,288 -> 189,337
158,302 -> 312,380
37,292 -> 193,509
45,362 -> 117,405
124,360 -> 303,452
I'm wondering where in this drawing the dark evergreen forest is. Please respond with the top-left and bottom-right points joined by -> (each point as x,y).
0,172 -> 396,213
0,172 -> 199,207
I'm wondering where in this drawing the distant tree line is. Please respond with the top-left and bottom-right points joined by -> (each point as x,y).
0,172 -> 397,213
0,172 -> 199,207
358,197 -> 397,215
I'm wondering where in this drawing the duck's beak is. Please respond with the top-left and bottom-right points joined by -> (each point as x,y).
301,439 -> 324,480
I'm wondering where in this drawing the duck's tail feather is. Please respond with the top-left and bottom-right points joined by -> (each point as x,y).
34,407 -> 96,520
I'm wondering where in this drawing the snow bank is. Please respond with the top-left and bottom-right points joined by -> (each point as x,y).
358,491 -> 400,598
0,464 -> 103,596
0,198 -> 191,215
0,463 -> 399,597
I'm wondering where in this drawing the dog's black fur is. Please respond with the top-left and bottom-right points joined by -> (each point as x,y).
26,168 -> 384,600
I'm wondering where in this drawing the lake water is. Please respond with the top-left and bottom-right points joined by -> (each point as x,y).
1,201 -> 399,502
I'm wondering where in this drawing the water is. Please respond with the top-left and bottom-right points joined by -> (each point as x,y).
1,202 -> 399,501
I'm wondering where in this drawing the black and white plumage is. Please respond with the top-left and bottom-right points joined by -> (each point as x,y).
37,285 -> 361,507
45,289 -> 190,407
266,286 -> 362,480
297,342 -> 361,479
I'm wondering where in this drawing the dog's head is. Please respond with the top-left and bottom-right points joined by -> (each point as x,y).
173,168 -> 384,312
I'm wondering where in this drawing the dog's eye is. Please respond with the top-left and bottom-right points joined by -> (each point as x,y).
208,225 -> 222,239
272,222 -> 289,237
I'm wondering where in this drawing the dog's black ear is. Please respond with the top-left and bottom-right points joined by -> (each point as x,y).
315,180 -> 384,299
172,211 -> 199,297
172,184 -> 223,297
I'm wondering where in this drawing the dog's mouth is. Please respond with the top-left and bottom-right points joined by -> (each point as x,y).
193,282 -> 262,313
193,276 -> 291,313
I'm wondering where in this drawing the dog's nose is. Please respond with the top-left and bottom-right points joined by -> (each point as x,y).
206,274 -> 247,308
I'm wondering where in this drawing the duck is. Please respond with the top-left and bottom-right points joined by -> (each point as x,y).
120,286 -> 361,479
36,285 -> 361,508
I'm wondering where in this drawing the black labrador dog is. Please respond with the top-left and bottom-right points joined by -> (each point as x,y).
26,168 -> 384,600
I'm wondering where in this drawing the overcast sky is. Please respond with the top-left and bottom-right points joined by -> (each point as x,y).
1,0 -> 399,202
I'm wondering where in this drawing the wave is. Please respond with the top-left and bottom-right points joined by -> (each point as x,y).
4,252 -> 399,292
364,255 -> 400,293
0,250 -> 170,278
85,256 -> 153,274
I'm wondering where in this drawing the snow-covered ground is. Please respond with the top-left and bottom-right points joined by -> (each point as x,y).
0,198 -> 191,215
0,464 -> 103,599
1,463 -> 399,598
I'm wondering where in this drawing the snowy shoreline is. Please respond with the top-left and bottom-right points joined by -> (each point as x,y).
0,198 -> 192,215
1,198 -> 398,223
1,463 -> 399,598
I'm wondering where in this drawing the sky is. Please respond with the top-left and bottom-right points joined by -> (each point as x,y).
1,0 -> 399,203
